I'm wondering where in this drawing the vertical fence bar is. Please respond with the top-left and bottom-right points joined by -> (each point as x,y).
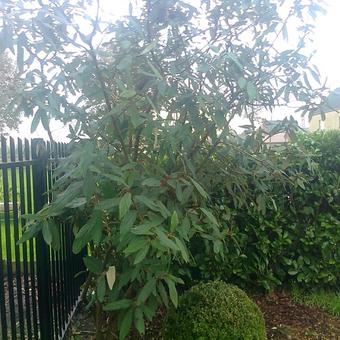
31,139 -> 53,340
62,223 -> 69,324
1,135 -> 17,339
24,139 -> 39,340
0,140 -> 8,339
9,137 -> 25,339
47,141 -> 59,340
17,138 -> 33,340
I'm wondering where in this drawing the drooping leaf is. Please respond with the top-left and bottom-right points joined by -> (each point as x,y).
246,82 -> 259,101
142,178 -> 160,187
134,307 -> 145,335
104,299 -> 132,311
119,308 -> 133,340
170,211 -> 179,232
31,110 -> 41,133
174,237 -> 189,262
97,276 -> 106,302
200,208 -> 219,226
238,77 -> 247,89
133,245 -> 150,265
42,221 -> 52,245
189,178 -> 208,199
165,278 -> 178,307
137,278 -> 156,304
106,266 -> 116,290
124,238 -> 148,255
119,192 -> 132,220
155,229 -> 178,251
120,210 -> 137,237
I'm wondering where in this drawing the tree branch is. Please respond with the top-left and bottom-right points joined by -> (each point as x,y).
88,45 -> 129,162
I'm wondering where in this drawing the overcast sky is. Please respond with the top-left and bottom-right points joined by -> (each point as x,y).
9,0 -> 340,141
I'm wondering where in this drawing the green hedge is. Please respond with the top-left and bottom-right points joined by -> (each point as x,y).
189,131 -> 340,291
163,281 -> 266,340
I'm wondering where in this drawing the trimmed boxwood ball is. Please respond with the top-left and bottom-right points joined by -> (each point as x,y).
163,281 -> 266,340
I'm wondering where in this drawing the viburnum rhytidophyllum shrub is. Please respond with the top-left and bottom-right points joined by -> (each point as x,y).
3,0 -> 328,338
163,281 -> 266,340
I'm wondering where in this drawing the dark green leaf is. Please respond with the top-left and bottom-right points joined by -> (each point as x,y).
155,230 -> 178,251
119,308 -> 133,340
97,276 -> 106,302
133,245 -> 150,264
200,208 -> 219,226
142,178 -> 160,187
189,178 -> 208,199
104,299 -> 132,311
124,238 -> 148,255
83,256 -> 102,274
137,278 -> 156,304
174,237 -> 189,262
119,192 -> 132,220
134,307 -> 145,335
170,211 -> 179,232
120,210 -> 137,237
165,278 -> 178,307
42,221 -> 52,245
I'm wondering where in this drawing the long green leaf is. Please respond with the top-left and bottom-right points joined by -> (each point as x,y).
137,278 -> 156,304
124,238 -> 148,255
83,256 -> 102,274
165,278 -> 178,307
104,299 -> 132,311
189,178 -> 208,199
155,230 -> 179,251
119,309 -> 133,340
119,192 -> 132,220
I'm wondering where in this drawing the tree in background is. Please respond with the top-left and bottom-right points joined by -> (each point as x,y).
0,52 -> 21,131
1,0 -> 330,338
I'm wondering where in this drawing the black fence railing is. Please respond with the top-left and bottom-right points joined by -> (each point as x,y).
0,136 -> 85,340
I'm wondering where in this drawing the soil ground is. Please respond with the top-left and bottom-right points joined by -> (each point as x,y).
67,292 -> 340,339
254,292 -> 340,340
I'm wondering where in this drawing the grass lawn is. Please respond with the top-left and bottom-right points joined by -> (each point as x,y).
0,165 -> 36,262
0,215 -> 35,262
291,286 -> 340,317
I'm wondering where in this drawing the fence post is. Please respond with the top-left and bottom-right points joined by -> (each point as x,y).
32,138 -> 53,340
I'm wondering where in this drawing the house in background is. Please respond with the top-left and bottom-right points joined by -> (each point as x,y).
261,119 -> 290,146
309,88 -> 340,132
260,116 -> 300,147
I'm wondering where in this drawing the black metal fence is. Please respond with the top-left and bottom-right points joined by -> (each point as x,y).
0,136 -> 85,339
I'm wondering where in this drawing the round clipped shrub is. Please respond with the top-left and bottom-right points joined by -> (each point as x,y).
163,281 -> 266,340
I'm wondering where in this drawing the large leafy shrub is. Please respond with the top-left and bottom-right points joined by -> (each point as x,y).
2,0 -> 329,338
164,281 -> 266,340
190,131 -> 340,291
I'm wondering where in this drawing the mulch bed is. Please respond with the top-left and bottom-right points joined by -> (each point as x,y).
254,292 -> 340,340
67,292 -> 340,339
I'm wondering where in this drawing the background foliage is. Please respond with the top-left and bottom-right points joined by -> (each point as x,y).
191,131 -> 340,291
0,52 -> 21,131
